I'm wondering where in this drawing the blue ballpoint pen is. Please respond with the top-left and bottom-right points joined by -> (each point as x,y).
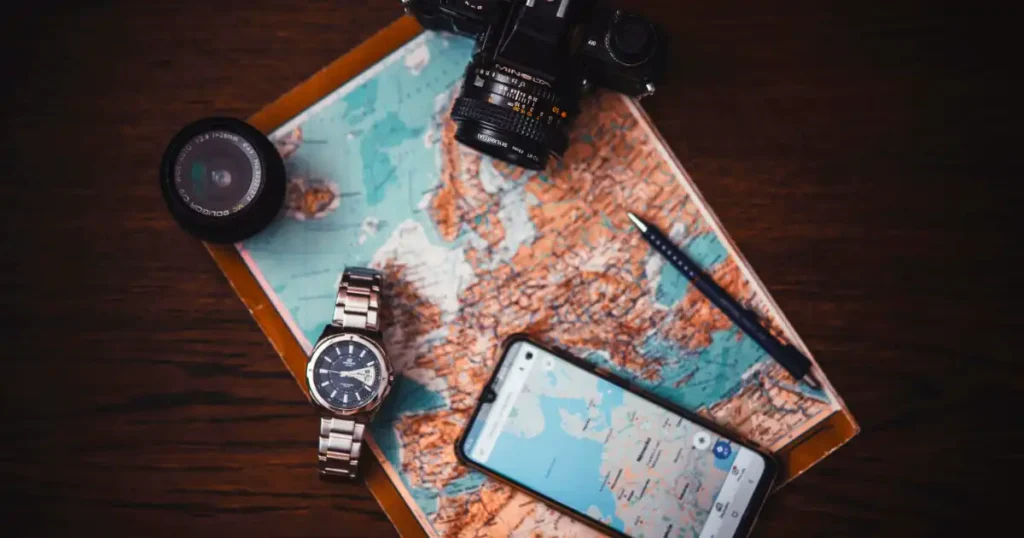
627,211 -> 821,390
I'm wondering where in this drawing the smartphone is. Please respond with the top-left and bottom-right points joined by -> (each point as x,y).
456,336 -> 778,538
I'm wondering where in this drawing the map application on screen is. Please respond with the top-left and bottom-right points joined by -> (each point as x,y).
462,342 -> 770,538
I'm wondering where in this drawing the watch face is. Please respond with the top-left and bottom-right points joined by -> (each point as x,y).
311,339 -> 384,411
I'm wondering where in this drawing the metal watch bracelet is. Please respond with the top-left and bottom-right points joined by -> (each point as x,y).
332,267 -> 382,332
318,416 -> 366,479
317,268 -> 383,479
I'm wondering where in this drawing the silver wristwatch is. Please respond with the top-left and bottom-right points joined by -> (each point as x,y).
306,268 -> 394,479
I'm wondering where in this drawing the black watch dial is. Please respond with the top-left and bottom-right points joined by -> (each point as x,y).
312,340 -> 383,410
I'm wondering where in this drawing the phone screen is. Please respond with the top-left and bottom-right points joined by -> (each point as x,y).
459,340 -> 776,538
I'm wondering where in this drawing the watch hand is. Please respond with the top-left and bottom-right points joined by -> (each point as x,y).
338,367 -> 371,377
335,367 -> 376,386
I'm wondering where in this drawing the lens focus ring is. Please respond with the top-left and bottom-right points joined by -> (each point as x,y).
451,98 -> 568,153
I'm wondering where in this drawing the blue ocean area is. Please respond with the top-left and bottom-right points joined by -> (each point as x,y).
340,77 -> 378,124
641,328 -> 766,410
655,231 -> 728,307
408,486 -> 439,515
482,380 -> 626,532
358,111 -> 422,205
240,33 -> 475,345
655,266 -> 689,306
685,231 -> 729,269
442,471 -> 487,496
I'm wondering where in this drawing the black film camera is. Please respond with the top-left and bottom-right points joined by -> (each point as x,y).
402,0 -> 666,170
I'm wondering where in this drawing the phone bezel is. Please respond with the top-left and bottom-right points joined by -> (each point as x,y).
454,334 -> 779,538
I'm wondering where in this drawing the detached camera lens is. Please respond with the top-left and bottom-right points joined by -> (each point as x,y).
159,117 -> 286,244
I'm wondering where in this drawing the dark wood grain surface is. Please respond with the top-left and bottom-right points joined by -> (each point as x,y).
1,1 -> 1017,537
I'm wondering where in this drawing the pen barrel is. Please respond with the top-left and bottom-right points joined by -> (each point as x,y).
646,227 -> 702,281
645,226 -> 812,379
694,277 -> 808,375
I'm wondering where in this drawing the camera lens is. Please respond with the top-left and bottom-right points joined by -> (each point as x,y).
525,352 -> 534,360
450,55 -> 579,170
160,117 -> 286,243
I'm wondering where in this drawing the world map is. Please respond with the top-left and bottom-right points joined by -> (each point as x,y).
238,32 -> 840,537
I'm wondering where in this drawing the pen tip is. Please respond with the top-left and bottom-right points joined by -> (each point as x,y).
626,212 -> 648,232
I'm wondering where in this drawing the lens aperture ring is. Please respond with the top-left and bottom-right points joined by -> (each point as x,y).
463,63 -> 579,122
451,98 -> 569,154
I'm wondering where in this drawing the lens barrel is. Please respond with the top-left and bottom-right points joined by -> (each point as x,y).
451,57 -> 578,170
159,117 -> 286,244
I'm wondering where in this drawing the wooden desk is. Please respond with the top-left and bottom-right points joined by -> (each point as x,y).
0,1 -> 1014,536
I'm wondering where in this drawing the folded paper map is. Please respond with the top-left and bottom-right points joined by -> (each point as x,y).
211,18 -> 857,538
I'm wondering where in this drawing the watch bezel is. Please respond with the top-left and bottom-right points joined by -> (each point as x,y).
306,332 -> 392,416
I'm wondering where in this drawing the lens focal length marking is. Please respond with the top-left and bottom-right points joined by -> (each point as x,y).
453,55 -> 578,169
173,131 -> 263,217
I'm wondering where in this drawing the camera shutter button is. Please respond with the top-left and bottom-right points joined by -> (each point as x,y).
606,12 -> 657,67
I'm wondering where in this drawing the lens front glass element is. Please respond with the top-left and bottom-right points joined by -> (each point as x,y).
173,131 -> 263,217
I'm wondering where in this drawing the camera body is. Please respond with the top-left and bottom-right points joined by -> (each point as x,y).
402,0 -> 666,170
